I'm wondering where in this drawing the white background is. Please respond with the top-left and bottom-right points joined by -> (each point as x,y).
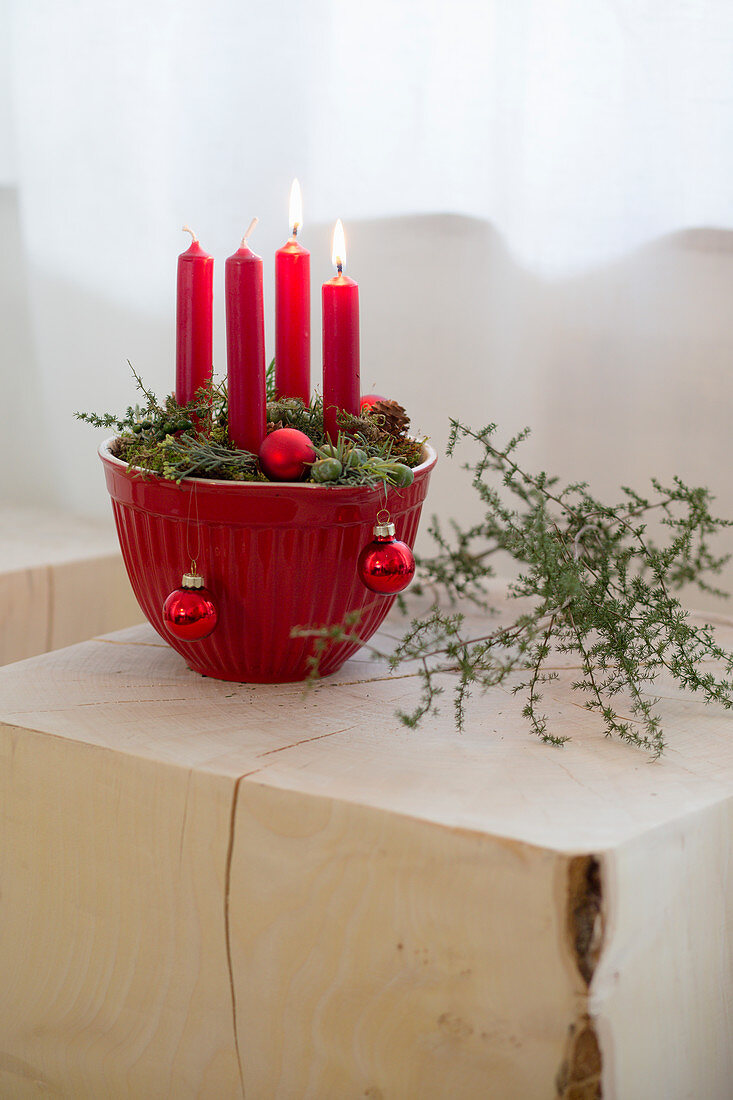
2,0 -> 733,603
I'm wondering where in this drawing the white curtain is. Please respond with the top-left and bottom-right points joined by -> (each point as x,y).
3,0 -> 733,527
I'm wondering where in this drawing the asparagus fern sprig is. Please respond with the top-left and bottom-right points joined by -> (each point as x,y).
300,420 -> 733,756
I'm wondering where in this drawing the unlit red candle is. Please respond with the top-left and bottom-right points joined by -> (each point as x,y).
275,179 -> 311,404
176,227 -> 213,407
225,220 -> 266,454
322,219 -> 360,441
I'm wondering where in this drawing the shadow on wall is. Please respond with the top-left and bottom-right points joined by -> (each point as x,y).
5,200 -> 733,612
347,215 -> 733,613
0,187 -> 57,506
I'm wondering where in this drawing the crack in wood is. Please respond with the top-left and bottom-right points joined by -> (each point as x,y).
224,774 -> 246,1098
568,856 -> 604,987
318,671 -> 423,688
555,1014 -> 603,1100
257,726 -> 355,756
178,768 -> 193,871
3,697 -> 192,716
556,856 -> 604,1099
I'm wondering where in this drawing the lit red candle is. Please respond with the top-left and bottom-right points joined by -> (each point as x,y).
322,219 -> 360,441
275,179 -> 310,404
176,226 -> 213,407
225,218 -> 266,454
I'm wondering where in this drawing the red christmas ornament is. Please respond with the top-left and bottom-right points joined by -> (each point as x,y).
259,427 -> 316,481
162,571 -> 218,641
360,393 -> 386,413
358,514 -> 415,595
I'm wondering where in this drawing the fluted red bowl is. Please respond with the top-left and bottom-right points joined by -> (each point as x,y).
100,439 -> 437,682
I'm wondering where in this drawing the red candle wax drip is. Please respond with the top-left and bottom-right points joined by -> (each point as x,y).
176,229 -> 213,407
275,235 -> 311,404
226,233 -> 266,455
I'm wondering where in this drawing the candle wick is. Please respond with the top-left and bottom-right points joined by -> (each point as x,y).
337,261 -> 343,275
182,224 -> 198,244
241,217 -> 259,248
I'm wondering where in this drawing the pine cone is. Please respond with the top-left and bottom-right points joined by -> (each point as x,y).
370,399 -> 410,438
266,420 -> 285,434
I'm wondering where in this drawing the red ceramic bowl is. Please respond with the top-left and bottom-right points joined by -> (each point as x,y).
100,439 -> 437,682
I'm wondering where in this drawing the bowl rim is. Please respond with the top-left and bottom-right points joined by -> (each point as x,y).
99,436 -> 438,491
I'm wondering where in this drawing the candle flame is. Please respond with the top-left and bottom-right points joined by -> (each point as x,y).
289,179 -> 302,235
331,219 -> 346,270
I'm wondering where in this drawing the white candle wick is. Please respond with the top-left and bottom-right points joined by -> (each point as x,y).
241,217 -> 259,248
182,224 -> 198,244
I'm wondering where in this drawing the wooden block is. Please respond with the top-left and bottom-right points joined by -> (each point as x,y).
0,589 -> 731,1098
0,726 -> 242,1098
0,504 -> 141,664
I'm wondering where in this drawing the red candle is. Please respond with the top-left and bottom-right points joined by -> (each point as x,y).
322,219 -> 360,441
275,179 -> 310,404
225,219 -> 266,454
176,226 -> 213,407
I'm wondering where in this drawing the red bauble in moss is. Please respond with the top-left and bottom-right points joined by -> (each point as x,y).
360,393 -> 387,413
259,428 -> 316,481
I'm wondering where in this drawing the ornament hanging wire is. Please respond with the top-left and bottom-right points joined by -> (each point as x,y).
185,479 -> 202,576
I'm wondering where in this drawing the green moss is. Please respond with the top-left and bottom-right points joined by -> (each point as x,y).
78,361 -> 426,487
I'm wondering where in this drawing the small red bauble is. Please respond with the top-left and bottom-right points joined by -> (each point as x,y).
163,573 -> 218,641
360,393 -> 387,413
358,519 -> 416,595
259,427 -> 316,481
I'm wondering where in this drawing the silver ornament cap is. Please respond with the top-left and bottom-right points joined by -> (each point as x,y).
182,571 -> 205,589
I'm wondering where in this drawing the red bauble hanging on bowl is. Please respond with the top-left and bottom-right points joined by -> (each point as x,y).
162,572 -> 218,641
358,514 -> 416,595
259,427 -> 316,481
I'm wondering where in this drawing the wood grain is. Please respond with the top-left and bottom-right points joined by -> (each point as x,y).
230,783 -> 579,1098
0,723 -> 242,1098
0,588 -> 731,1096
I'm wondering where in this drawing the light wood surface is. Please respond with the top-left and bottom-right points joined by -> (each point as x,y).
0,585 -> 732,1097
0,504 -> 141,664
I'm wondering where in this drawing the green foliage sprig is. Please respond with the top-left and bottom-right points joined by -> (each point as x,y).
300,420 -> 733,756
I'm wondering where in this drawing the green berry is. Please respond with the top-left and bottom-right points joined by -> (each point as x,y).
132,423 -> 143,434
141,419 -> 152,430
346,448 -> 368,467
385,463 -> 414,488
311,458 -> 343,482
